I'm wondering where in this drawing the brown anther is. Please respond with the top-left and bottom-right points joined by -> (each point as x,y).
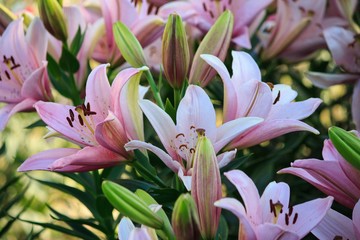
202,2 -> 207,11
293,213 -> 298,224
190,125 -> 196,129
273,91 -> 281,104
69,109 -> 75,121
66,117 -> 73,127
179,144 -> 188,149
209,10 -> 215,18
5,71 -> 10,80
285,213 -> 289,225
190,148 -> 195,153
266,82 -> 274,90
176,133 -> 185,138
78,115 -> 84,126
288,206 -> 293,216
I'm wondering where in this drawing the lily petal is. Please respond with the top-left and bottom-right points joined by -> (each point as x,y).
34,101 -> 97,146
138,99 -> 178,159
231,51 -> 261,86
224,170 -> 261,225
0,98 -> 36,131
279,196 -> 333,239
214,116 -> 263,152
305,72 -> 358,88
119,217 -> 135,240
125,140 -> 182,174
230,119 -> 319,149
268,98 -> 322,120
214,198 -> 257,240
176,85 -> 217,142
85,64 -> 111,122
201,54 -> 237,122
260,182 -> 290,224
26,17 -> 48,63
17,148 -> 80,171
95,111 -> 128,156
217,149 -> 237,168
311,208 -> 355,240
256,223 -> 299,240
50,145 -> 121,170
354,200 -> 360,239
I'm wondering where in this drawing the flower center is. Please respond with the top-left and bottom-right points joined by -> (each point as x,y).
201,0 -> 231,19
1,55 -> 22,85
66,102 -> 97,135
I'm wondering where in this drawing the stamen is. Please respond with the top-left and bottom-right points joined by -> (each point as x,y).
288,206 -> 293,216
190,125 -> 195,129
285,213 -> 289,225
196,128 -> 206,136
209,10 -> 215,18
5,71 -> 10,80
269,199 -> 283,223
66,117 -> 74,127
176,133 -> 185,138
202,2 -> 207,11
273,91 -> 281,104
78,115 -> 84,126
69,109 -> 75,121
179,144 -> 188,149
266,82 -> 274,90
190,148 -> 195,153
293,213 -> 298,224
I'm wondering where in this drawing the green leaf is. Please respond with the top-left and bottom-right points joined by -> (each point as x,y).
164,98 -> 176,122
70,26 -> 85,55
47,54 -> 73,99
26,119 -> 46,129
114,179 -> 157,192
59,46 -> 80,73
215,215 -> 229,240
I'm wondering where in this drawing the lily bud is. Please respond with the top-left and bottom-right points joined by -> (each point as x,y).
0,4 -> 16,35
102,181 -> 164,229
189,10 -> 233,87
191,130 -> 222,239
172,194 -> 201,240
38,0 -> 68,42
162,14 -> 190,89
113,21 -> 147,68
329,126 -> 360,170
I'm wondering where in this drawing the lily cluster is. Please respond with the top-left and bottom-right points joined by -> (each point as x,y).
0,0 -> 359,239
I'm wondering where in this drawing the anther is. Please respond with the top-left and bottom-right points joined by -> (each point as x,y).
293,213 -> 298,224
288,206 -> 293,216
176,133 -> 185,138
78,115 -> 84,126
190,148 -> 195,153
5,71 -> 10,80
66,117 -> 74,127
69,109 -> 75,121
285,213 -> 289,225
273,91 -> 281,104
179,144 -> 188,149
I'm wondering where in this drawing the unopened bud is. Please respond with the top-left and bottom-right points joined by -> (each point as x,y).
189,10 -> 233,87
329,126 -> 360,170
191,133 -> 222,239
172,194 -> 201,240
162,14 -> 190,89
102,181 -> 163,229
113,21 -> 147,68
38,0 -> 68,42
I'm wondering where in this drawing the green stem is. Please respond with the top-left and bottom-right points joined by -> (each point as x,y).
174,88 -> 181,109
144,70 -> 165,109
132,160 -> 167,188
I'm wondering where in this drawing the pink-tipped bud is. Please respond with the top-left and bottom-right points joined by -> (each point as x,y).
189,10 -> 233,87
162,13 -> 190,89
191,129 -> 222,239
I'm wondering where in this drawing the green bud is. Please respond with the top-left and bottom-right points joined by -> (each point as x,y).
162,14 -> 190,89
189,10 -> 234,87
38,0 -> 68,42
102,181 -> 163,229
113,21 -> 147,68
191,130 -> 222,239
135,189 -> 175,240
329,126 -> 360,170
172,194 -> 201,240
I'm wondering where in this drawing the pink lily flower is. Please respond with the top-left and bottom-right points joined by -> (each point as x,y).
93,0 -> 164,66
259,0 -> 353,61
311,199 -> 360,239
125,85 -> 263,190
159,0 -> 272,48
306,26 -> 360,130
279,134 -> 360,209
18,64 -> 147,172
215,169 -> 333,240
48,5 -> 104,89
201,51 -> 321,149
0,18 -> 52,130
